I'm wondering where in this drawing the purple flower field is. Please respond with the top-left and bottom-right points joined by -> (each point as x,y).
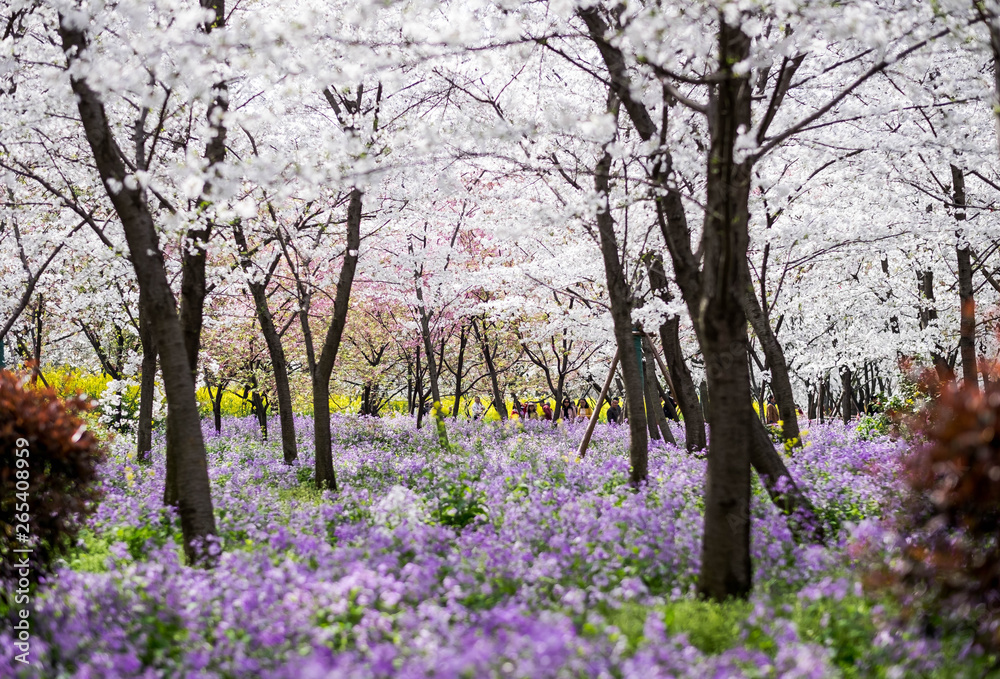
1,417 -> 993,677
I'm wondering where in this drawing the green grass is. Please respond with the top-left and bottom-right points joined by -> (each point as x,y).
598,593 -> 998,678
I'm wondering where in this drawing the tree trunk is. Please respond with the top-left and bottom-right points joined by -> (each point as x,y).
699,380 -> 710,424
406,360 -> 415,415
165,0 -> 228,506
252,388 -> 267,441
451,323 -> 468,418
473,319 -> 507,421
986,10 -> 1000,160
313,188 -> 362,490
553,358 -> 567,426
748,412 -> 826,545
137,290 -> 156,463
415,292 -> 441,405
211,383 -> 223,433
578,350 -> 620,458
233,224 -> 298,464
642,335 -> 676,445
694,18 -> 755,601
953,165 -> 978,391
741,286 -> 801,446
59,17 -> 216,564
29,298 -> 43,385
918,269 -> 950,381
415,343 -> 425,428
644,253 -> 706,451
594,140 -> 648,486
841,366 -> 853,424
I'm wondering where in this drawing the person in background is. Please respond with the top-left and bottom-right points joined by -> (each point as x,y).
765,394 -> 780,424
606,397 -> 622,424
523,400 -> 535,420
511,393 -> 523,419
577,397 -> 592,422
560,396 -> 576,421
663,394 -> 679,421
540,400 -> 553,421
470,396 -> 485,421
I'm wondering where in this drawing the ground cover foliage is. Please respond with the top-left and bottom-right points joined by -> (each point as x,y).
1,417 -> 996,678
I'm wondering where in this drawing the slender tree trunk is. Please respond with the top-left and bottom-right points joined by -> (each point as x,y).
642,335 -> 676,445
741,287 -> 801,446
699,380 -> 710,424
578,350 -> 620,458
211,384 -> 223,433
29,298 -> 43,385
137,290 -> 156,463
313,188 -> 362,490
473,320 -> 507,421
953,165 -> 978,390
918,270 -> 951,381
985,10 -> 1000,160
451,323 -> 468,418
645,254 -> 706,451
59,17 -> 216,564
406,360 -> 414,415
841,366 -> 853,424
748,412 -> 826,544
233,224 -> 298,463
252,388 -> 267,441
414,344 -> 424,428
415,293 -> 441,405
594,136 -> 648,486
553,350 -> 568,426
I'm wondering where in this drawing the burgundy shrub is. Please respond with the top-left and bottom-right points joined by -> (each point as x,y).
897,371 -> 1000,648
0,370 -> 104,587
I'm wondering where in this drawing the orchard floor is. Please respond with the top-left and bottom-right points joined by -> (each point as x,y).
2,416 -> 997,678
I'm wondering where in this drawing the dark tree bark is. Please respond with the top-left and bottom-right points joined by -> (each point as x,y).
841,366 -> 854,424
953,165 -> 978,390
979,5 -> 1000,159
414,278 -> 441,405
741,286 -> 801,446
1,219 -> 67,348
250,385 -> 268,441
451,323 -> 468,418
28,297 -> 44,385
472,318 -> 508,421
748,412 -> 826,545
78,322 -> 123,380
691,17 -> 755,601
414,343 -> 426,429
164,0 -> 228,506
917,270 -> 951,381
58,16 -> 216,564
644,253 -> 707,451
136,290 -> 157,463
578,5 -> 827,600
593,138 -> 649,486
642,335 -> 676,445
233,223 -> 298,463
209,381 -> 224,433
313,188 -> 362,490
